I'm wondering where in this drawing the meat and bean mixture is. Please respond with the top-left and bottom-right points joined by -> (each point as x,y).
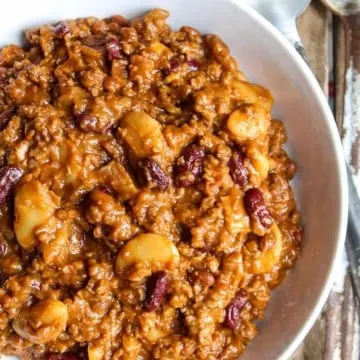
0,9 -> 302,360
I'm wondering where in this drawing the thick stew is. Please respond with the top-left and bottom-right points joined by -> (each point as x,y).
0,9 -> 302,360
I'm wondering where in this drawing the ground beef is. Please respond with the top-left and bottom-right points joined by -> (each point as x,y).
0,9 -> 301,360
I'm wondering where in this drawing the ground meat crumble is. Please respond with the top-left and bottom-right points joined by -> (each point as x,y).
0,9 -> 301,360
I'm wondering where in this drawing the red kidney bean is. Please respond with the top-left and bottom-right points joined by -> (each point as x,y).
0,166 -> 23,204
0,106 -> 15,131
229,150 -> 248,187
54,22 -> 70,38
77,113 -> 99,133
106,38 -> 122,60
244,188 -> 273,230
174,145 -> 206,187
144,271 -> 169,312
138,158 -> 169,190
47,353 -> 81,360
168,58 -> 181,73
187,59 -> 201,71
224,290 -> 248,330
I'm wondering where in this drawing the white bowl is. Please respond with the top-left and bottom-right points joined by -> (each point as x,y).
0,1 -> 348,359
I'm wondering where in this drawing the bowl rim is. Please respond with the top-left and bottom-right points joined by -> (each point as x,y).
230,1 -> 349,359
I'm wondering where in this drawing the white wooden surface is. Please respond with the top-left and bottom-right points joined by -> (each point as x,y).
294,1 -> 359,359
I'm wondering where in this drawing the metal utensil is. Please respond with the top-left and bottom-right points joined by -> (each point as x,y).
248,0 -> 311,58
249,0 -> 360,301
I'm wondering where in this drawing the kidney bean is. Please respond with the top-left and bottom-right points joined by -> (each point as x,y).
0,106 -> 15,131
0,165 -> 23,204
244,188 -> 273,230
229,150 -> 248,187
106,38 -> 122,60
174,145 -> 206,187
224,290 -> 248,330
138,158 -> 169,190
187,59 -> 201,71
47,353 -> 81,360
144,271 -> 169,312
54,22 -> 70,38
168,58 -> 181,73
77,113 -> 99,133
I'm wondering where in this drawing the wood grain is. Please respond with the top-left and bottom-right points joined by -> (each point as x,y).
291,1 -> 330,360
298,0 -> 329,92
293,4 -> 330,358
292,1 -> 360,359
347,14 -> 360,173
293,1 -> 359,360
295,2 -> 329,358
334,15 -> 347,134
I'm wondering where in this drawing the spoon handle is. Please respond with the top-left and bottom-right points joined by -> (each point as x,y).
293,40 -> 308,62
281,23 -> 309,63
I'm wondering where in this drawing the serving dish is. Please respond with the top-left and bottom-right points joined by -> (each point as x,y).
0,0 -> 348,359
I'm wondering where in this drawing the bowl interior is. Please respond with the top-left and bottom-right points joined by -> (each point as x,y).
0,1 -> 347,359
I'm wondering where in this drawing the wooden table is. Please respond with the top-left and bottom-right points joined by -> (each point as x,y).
293,2 -> 359,359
